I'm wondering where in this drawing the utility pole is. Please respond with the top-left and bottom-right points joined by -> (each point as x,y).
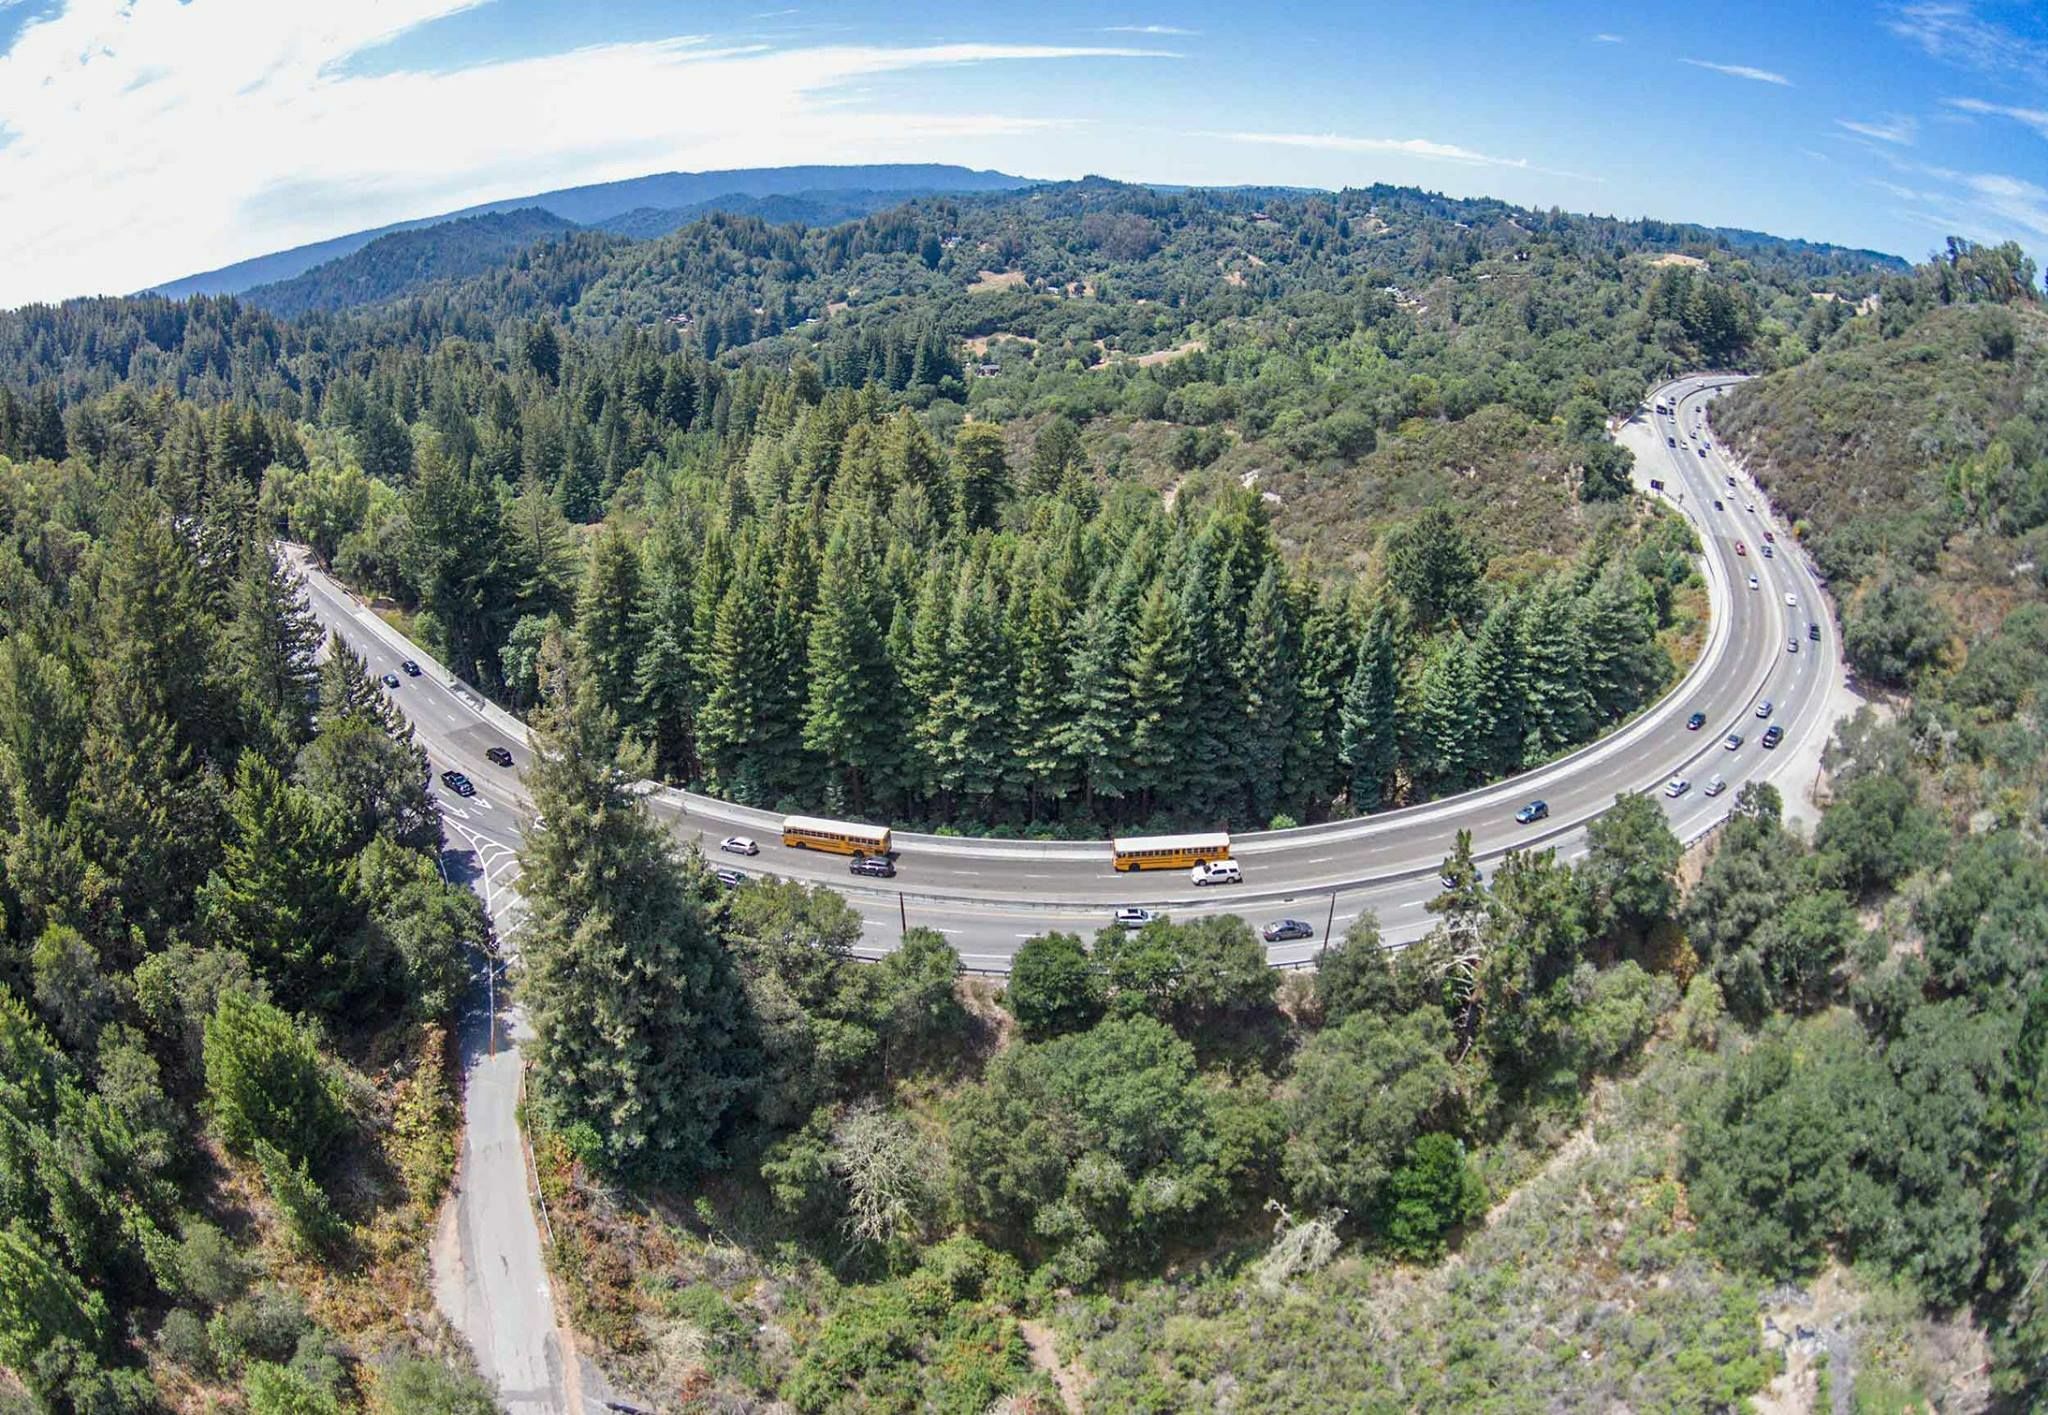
1325,890 -> 1338,945
899,891 -> 908,939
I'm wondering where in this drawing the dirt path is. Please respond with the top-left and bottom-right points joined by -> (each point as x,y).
1018,1318 -> 1089,1413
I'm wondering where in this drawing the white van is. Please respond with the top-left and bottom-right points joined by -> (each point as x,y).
1191,859 -> 1242,886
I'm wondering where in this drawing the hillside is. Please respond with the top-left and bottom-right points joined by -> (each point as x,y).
144,162 -> 1030,298
1712,248 -> 2047,727
591,187 -> 973,241
242,208 -> 583,318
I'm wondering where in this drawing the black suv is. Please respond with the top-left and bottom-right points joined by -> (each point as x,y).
439,769 -> 476,797
848,855 -> 896,878
1761,725 -> 1784,749
485,746 -> 514,767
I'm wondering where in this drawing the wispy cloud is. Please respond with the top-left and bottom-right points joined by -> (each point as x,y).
1945,96 -> 2048,140
1682,58 -> 1792,85
1201,129 -> 1601,181
0,1 -> 1173,305
1836,114 -> 1917,144
1592,33 -> 1624,44
1964,172 -> 2048,240
1886,2 -> 2048,80
1102,24 -> 1198,35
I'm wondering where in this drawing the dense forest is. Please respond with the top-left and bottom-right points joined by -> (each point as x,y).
0,452 -> 503,1408
2,176 -> 2044,1412
0,178 -> 1889,829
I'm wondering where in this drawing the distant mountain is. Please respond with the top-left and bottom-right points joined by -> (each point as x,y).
592,188 -> 969,241
148,163 -> 1029,298
242,208 -> 582,318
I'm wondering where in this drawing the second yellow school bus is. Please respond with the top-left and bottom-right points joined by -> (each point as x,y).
782,814 -> 893,856
1110,831 -> 1232,872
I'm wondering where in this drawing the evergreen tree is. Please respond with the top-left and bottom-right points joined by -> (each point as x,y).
696,547 -> 781,802
519,647 -> 753,1177
803,514 -> 896,812
1468,598 -> 1527,780
1233,563 -> 1300,824
952,421 -> 1011,533
635,526 -> 700,782
1126,578 -> 1191,815
1409,633 -> 1482,792
1518,578 -> 1592,764
1028,416 -> 1083,496
924,561 -> 1012,812
225,543 -> 323,765
196,754 -> 361,1013
1341,605 -> 1401,810
1011,572 -> 1077,817
575,527 -> 647,723
1060,598 -> 1134,817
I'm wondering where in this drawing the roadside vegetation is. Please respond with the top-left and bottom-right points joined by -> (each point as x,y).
0,456 -> 496,1409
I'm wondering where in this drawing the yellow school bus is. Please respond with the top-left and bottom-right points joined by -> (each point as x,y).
782,814 -> 893,856
1110,831 -> 1232,872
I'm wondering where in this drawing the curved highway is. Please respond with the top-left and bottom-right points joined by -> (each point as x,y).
293,373 -> 1850,970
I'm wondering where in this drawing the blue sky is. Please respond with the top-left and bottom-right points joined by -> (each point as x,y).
0,0 -> 2044,306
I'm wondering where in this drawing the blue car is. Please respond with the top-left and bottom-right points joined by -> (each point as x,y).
1686,712 -> 1706,731
1515,800 -> 1549,824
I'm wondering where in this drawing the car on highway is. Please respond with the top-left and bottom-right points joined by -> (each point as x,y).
720,835 -> 759,856
1713,498 -> 1724,510
1515,800 -> 1549,824
1788,636 -> 1799,653
1724,732 -> 1744,751
1762,724 -> 1785,748
381,671 -> 400,688
1784,592 -> 1798,608
1687,711 -> 1707,731
1748,574 -> 1760,590
1666,435 -> 1676,447
1703,774 -> 1728,797
439,769 -> 475,797
401,659 -> 422,676
1762,544 -> 1774,558
1726,475 -> 1736,488
1113,907 -> 1160,927
1809,622 -> 1822,641
1664,776 -> 1691,798
485,746 -> 514,767
1762,530 -> 1775,542
1261,919 -> 1315,943
1698,447 -> 1707,458
1735,541 -> 1746,555
1756,700 -> 1773,719
1438,866 -> 1484,890
848,854 -> 896,878
1191,858 -> 1243,886
1747,502 -> 1757,513
713,867 -> 746,888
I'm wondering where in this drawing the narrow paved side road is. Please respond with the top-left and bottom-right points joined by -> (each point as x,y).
428,819 -> 609,1413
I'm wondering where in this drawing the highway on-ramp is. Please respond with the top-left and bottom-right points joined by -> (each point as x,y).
292,372 -> 1851,971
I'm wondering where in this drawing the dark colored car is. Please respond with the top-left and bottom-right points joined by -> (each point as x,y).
401,659 -> 422,676
1713,499 -> 1724,510
1809,622 -> 1822,641
1261,919 -> 1314,943
381,672 -> 400,688
439,770 -> 475,797
1686,711 -> 1707,731
485,746 -> 515,767
1762,725 -> 1784,749
1515,800 -> 1549,824
849,855 -> 896,878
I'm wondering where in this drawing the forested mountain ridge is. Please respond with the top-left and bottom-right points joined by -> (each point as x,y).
142,161 -> 1030,299
242,208 -> 583,319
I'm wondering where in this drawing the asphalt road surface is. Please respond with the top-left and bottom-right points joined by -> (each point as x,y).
290,372 -> 1850,971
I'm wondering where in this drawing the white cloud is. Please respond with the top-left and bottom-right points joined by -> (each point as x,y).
1202,129 -> 1603,182
1886,3 -> 2048,81
1946,96 -> 2048,139
0,1 -> 1172,306
1681,58 -> 1792,85
1102,24 -> 1198,35
1592,33 -> 1625,44
1836,114 -> 1918,144
1964,172 -> 2048,239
